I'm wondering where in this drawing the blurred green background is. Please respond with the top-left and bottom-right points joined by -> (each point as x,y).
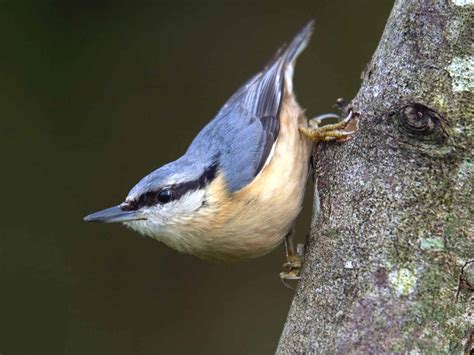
0,1 -> 393,354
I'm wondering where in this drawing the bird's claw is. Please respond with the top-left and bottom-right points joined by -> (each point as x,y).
300,109 -> 359,143
280,243 -> 304,290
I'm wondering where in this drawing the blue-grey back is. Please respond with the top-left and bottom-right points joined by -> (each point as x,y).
184,21 -> 314,192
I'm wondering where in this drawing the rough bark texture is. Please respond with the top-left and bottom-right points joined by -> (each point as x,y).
278,0 -> 473,353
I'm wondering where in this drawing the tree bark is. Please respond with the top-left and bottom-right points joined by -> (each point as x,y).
278,0 -> 473,353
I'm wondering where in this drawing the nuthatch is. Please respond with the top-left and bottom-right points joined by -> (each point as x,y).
84,21 -> 358,281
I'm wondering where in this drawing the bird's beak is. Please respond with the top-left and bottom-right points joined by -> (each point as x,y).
83,205 -> 145,223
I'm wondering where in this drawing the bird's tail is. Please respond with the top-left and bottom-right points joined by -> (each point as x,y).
280,20 -> 314,93
225,21 -> 314,119
284,20 -> 314,66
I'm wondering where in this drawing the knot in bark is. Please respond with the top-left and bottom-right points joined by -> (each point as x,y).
398,103 -> 448,143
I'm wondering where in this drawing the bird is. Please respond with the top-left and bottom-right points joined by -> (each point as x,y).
84,20 -> 358,281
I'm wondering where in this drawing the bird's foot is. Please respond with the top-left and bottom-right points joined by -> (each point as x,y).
300,109 -> 359,142
280,243 -> 304,289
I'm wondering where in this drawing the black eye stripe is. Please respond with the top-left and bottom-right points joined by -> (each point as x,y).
123,163 -> 218,211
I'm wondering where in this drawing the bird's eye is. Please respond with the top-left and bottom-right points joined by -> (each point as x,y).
157,189 -> 172,204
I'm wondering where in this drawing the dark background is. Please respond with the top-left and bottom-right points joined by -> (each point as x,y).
0,1 -> 393,354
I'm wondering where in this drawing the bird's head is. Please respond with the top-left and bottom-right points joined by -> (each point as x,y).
84,157 -> 220,245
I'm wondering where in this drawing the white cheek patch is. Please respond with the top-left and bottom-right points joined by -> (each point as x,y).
124,188 -> 207,239
173,189 -> 207,215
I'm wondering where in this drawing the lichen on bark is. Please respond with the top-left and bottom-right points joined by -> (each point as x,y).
277,0 -> 473,353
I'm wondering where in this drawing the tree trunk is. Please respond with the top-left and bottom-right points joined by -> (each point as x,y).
278,0 -> 473,353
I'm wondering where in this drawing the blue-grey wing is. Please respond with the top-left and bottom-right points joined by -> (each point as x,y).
186,21 -> 314,192
214,105 -> 278,192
